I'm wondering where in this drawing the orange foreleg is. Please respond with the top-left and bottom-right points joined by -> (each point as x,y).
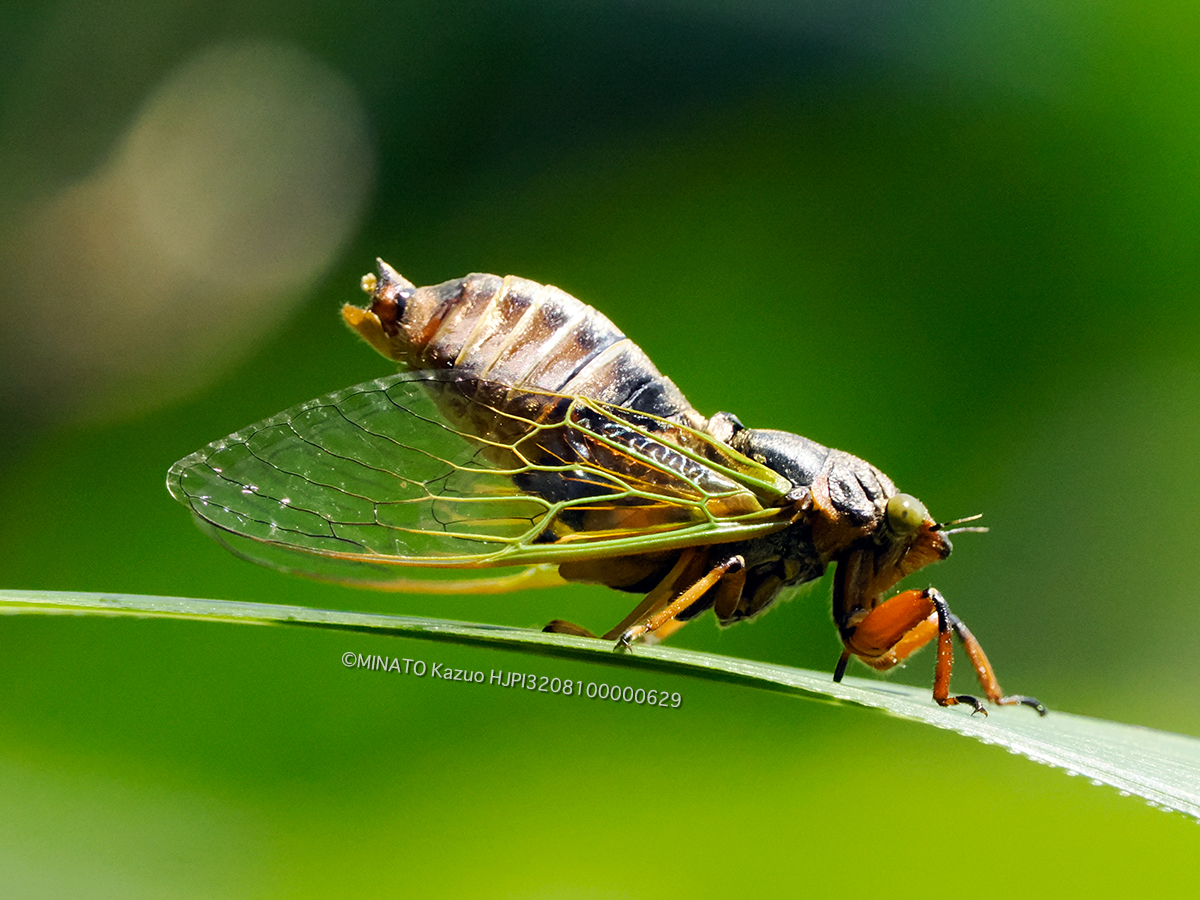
835,588 -> 1045,716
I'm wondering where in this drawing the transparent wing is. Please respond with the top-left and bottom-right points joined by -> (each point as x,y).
167,371 -> 794,589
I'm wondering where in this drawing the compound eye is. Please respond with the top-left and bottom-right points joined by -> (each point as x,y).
886,493 -> 928,534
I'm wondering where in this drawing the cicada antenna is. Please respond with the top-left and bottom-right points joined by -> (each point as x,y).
931,513 -> 989,535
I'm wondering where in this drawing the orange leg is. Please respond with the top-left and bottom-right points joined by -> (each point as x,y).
601,548 -> 708,640
544,547 -> 706,641
614,555 -> 745,651
834,588 -> 1045,716
942,602 -> 1045,714
631,559 -> 747,644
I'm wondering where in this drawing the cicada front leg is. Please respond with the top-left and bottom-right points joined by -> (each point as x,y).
835,587 -> 1046,716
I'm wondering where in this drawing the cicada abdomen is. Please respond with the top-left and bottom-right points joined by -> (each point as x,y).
343,260 -> 705,431
343,260 -> 752,549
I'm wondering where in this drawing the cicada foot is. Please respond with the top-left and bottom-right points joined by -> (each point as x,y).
943,603 -> 1047,716
994,695 -> 1048,715
836,587 -> 1046,716
937,693 -> 988,717
937,693 -> 1047,717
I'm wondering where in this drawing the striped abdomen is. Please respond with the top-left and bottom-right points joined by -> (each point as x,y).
343,260 -> 704,430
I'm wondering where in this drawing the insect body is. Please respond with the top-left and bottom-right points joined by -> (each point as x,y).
168,260 -> 1044,715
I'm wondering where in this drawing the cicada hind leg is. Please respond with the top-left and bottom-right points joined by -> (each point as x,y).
544,548 -> 746,649
835,587 -> 1045,716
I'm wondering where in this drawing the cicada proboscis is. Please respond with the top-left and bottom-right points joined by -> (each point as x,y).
168,260 -> 1044,715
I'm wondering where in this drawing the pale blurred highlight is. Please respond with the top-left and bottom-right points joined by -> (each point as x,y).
1,39 -> 375,424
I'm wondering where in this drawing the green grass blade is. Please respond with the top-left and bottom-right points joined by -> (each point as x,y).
3,587 -> 1198,820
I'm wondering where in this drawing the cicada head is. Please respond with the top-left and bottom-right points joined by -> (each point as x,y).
832,492 -> 953,617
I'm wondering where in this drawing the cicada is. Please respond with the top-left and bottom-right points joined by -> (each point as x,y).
168,260 -> 1043,715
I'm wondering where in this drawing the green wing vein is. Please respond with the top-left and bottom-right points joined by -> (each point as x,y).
166,371 -> 793,587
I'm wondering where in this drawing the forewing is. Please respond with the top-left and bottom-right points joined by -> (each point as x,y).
167,371 -> 794,588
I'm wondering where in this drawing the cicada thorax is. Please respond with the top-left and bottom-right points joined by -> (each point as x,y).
346,260 -> 705,431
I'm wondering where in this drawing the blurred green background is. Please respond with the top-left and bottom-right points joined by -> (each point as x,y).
2,1 -> 1199,897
